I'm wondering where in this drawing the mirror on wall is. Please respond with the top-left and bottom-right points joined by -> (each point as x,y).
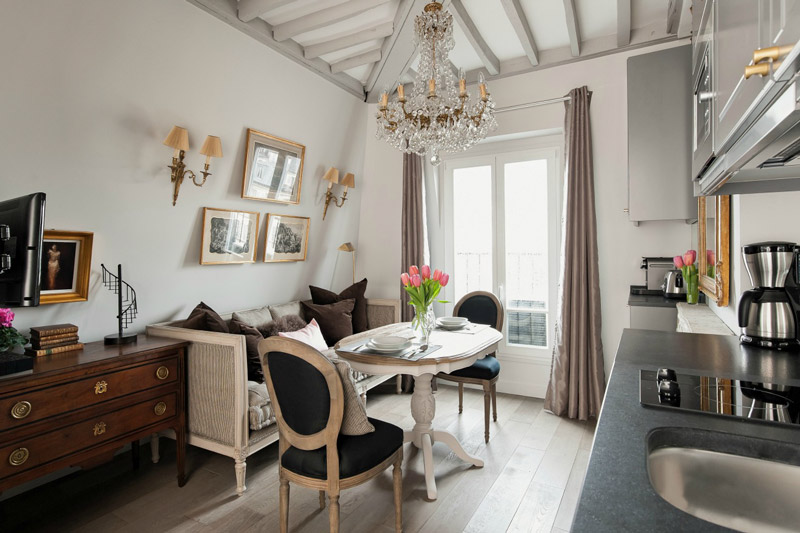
698,195 -> 730,307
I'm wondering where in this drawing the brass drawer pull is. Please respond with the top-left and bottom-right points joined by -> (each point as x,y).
745,63 -> 771,79
156,366 -> 170,380
9,448 -> 29,466
154,402 -> 167,416
753,45 -> 794,64
93,422 -> 107,436
94,380 -> 108,395
11,401 -> 32,419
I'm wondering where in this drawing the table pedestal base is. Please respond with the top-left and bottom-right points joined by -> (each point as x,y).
402,373 -> 483,501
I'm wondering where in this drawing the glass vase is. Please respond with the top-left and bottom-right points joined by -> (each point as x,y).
413,306 -> 436,346
686,270 -> 699,305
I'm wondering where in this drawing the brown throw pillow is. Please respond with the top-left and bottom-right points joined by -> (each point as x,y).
182,302 -> 229,333
310,279 -> 369,333
332,360 -> 375,435
230,318 -> 265,383
301,299 -> 355,346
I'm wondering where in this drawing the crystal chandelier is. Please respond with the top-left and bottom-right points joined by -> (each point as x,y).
376,1 -> 497,165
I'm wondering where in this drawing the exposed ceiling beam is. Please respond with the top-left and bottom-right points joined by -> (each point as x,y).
273,0 -> 391,42
562,0 -> 580,57
365,0 -> 426,96
237,0 -> 295,22
677,0 -> 692,38
499,0 -> 539,66
450,0 -> 500,75
304,21 -> 393,59
617,0 -> 631,47
331,47 -> 382,74
186,0 -> 364,98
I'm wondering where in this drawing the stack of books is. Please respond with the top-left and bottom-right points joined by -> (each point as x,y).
26,324 -> 83,356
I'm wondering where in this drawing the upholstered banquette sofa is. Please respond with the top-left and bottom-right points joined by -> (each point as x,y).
146,298 -> 401,495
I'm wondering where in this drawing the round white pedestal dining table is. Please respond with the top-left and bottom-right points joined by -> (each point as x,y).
336,324 -> 503,501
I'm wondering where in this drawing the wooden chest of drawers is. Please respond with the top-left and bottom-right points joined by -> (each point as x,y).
0,336 -> 187,493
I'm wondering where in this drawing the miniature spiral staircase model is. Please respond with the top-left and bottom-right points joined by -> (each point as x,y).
101,263 -> 138,345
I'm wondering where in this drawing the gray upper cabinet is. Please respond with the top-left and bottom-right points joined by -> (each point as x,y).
628,45 -> 695,222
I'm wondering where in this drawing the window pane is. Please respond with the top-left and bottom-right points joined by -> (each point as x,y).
504,160 -> 549,347
453,165 -> 492,302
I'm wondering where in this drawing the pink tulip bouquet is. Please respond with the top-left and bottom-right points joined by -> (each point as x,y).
673,250 -> 699,304
401,265 -> 449,341
0,308 -> 27,353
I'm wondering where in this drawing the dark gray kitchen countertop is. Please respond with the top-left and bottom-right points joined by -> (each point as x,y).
572,328 -> 800,532
627,292 -> 681,308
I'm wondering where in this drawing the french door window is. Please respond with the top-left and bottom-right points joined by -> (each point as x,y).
444,145 -> 560,357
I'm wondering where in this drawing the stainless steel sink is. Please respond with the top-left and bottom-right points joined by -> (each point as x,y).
647,428 -> 800,533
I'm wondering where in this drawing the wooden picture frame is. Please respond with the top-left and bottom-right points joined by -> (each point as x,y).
263,214 -> 310,263
241,128 -> 305,204
39,230 -> 93,305
698,195 -> 730,307
201,207 -> 260,265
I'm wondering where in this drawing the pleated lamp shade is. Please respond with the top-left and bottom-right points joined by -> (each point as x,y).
340,172 -> 355,188
323,167 -> 339,184
199,135 -> 223,158
163,126 -> 189,151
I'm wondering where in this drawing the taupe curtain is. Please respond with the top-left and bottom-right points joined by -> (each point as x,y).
400,153 -> 425,392
544,86 -> 606,420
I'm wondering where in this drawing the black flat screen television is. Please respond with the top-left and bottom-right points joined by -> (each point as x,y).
0,193 -> 46,307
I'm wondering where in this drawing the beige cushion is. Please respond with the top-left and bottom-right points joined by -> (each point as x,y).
269,301 -> 304,321
332,360 -> 375,436
233,306 -> 275,330
247,381 -> 276,431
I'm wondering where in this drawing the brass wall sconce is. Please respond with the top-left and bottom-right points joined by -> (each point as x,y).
322,167 -> 355,220
163,126 -> 223,206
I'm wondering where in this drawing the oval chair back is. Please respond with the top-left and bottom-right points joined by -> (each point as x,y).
454,291 -> 504,331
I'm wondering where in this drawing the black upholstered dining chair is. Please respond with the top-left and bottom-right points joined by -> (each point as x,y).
436,291 -> 504,443
259,337 -> 404,533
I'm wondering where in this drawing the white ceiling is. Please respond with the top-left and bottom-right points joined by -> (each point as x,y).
190,0 -> 690,99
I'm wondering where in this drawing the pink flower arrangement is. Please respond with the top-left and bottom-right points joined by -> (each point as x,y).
400,265 -> 449,327
674,250 -> 699,304
0,308 -> 27,352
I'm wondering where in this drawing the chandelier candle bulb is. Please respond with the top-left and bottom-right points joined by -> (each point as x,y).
397,84 -> 405,101
380,91 -> 388,109
428,79 -> 436,97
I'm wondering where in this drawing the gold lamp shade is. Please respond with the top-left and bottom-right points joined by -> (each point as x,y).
323,167 -> 340,184
340,172 -> 355,188
199,135 -> 223,158
338,242 -> 355,252
163,125 -> 189,152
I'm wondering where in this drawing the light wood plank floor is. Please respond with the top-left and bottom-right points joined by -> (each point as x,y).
0,385 -> 595,533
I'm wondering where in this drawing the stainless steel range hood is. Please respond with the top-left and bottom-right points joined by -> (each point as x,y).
696,48 -> 800,196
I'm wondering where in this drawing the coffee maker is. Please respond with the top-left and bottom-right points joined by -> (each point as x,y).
738,242 -> 800,350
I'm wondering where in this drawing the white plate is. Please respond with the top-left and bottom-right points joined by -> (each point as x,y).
439,317 -> 468,325
366,339 -> 412,353
370,335 -> 409,349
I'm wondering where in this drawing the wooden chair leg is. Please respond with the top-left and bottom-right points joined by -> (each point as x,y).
319,490 -> 326,509
491,382 -> 498,422
328,493 -> 340,533
483,382 -> 491,443
393,453 -> 403,532
396,374 -> 402,394
279,476 -> 290,533
458,382 -> 464,414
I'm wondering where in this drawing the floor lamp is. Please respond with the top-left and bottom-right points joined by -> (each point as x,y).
338,242 -> 356,284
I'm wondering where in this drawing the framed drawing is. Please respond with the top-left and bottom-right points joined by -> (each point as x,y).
201,208 -> 260,265
264,214 -> 310,263
242,128 -> 305,204
40,230 -> 93,305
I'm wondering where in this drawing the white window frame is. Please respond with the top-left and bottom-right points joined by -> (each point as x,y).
442,136 -> 562,361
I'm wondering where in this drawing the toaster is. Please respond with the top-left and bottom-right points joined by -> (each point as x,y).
662,269 -> 686,298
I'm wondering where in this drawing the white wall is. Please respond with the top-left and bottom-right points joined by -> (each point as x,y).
708,191 -> 800,332
360,41 -> 694,394
0,0 -> 367,340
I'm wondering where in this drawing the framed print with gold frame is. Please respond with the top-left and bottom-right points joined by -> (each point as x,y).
263,214 -> 310,263
200,207 -> 260,265
241,128 -> 305,204
40,230 -> 93,305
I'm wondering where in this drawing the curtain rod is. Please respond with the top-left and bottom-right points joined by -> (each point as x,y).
495,95 -> 571,114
